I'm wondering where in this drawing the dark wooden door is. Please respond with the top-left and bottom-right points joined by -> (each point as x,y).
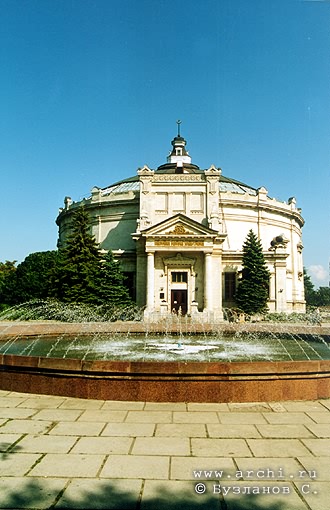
171,290 -> 187,315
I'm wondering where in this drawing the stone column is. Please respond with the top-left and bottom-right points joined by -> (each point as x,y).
213,250 -> 224,320
146,251 -> 155,311
268,272 -> 276,312
204,252 -> 212,312
274,248 -> 287,312
135,241 -> 147,308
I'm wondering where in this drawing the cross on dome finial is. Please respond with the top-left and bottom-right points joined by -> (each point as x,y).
167,121 -> 192,166
176,119 -> 182,137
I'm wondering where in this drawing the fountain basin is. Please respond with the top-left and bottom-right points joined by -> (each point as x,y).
0,321 -> 330,402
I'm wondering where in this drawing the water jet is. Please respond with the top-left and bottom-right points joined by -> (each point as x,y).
0,318 -> 329,403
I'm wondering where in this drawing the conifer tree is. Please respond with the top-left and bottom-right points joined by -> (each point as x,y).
96,250 -> 132,307
54,208 -> 101,303
235,229 -> 270,315
303,267 -> 316,306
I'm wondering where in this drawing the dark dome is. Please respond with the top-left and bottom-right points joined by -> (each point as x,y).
100,135 -> 257,197
100,171 -> 257,198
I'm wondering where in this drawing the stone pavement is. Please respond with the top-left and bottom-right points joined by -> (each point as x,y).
0,391 -> 330,509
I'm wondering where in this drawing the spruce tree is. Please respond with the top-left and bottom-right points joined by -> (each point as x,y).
54,208 -> 101,303
96,250 -> 132,307
235,230 -> 270,315
303,267 -> 316,306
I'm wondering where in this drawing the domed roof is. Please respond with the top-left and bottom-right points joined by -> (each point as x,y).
100,171 -> 257,198
100,133 -> 257,197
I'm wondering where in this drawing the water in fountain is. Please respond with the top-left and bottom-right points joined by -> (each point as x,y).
1,328 -> 329,363
0,301 -> 329,362
1,336 -> 21,355
46,334 -> 66,358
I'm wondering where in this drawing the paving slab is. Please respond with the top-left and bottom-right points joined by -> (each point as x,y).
305,423 -> 330,437
173,411 -> 220,423
227,402 -> 272,412
54,478 -> 142,509
28,453 -> 106,477
295,481 -> 330,510
0,477 -> 67,509
255,424 -> 314,438
132,437 -> 190,456
101,422 -> 155,437
101,401 -> 145,411
144,402 -> 187,411
140,479 -> 222,510
17,434 -> 78,453
191,438 -> 252,457
59,398 -> 104,410
70,436 -> 133,454
268,402 -> 287,412
125,411 -> 172,423
282,401 -> 329,413
0,407 -> 38,419
6,391 -> 33,397
297,456 -> 330,481
306,411 -> 330,423
17,397 -> 66,409
155,423 -> 207,437
319,400 -> 330,411
77,410 -> 127,422
100,454 -> 169,479
188,403 -> 230,412
262,411 -> 316,425
0,433 -> 24,450
247,439 -> 312,457
49,421 -> 106,436
222,481 -> 309,510
0,419 -> 54,435
301,438 -> 330,456
170,456 -> 235,480
234,457 -> 304,480
207,424 -> 261,438
1,452 -> 42,476
218,412 -> 267,424
31,409 -> 83,421
0,396 -> 29,408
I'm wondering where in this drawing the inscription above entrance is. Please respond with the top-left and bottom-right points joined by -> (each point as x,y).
155,240 -> 204,247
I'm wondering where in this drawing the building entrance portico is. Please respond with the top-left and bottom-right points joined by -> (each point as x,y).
133,214 -> 227,320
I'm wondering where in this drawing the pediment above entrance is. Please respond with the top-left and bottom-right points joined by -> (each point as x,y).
140,213 -> 219,238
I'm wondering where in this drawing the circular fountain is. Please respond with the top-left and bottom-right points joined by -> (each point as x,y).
0,317 -> 330,403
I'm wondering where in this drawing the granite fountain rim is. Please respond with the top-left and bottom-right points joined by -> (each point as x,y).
0,319 -> 330,337
1,320 -> 330,402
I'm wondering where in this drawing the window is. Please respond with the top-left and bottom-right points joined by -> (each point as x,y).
224,273 -> 236,300
172,272 -> 188,283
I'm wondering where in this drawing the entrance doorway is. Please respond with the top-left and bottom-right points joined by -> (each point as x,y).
171,290 -> 187,315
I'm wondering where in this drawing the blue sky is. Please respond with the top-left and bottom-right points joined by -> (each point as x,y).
0,0 -> 329,287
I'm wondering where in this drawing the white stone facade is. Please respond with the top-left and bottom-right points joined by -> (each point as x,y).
56,134 -> 305,319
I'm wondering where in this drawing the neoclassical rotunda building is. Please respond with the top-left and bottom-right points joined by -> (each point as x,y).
56,130 -> 305,320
